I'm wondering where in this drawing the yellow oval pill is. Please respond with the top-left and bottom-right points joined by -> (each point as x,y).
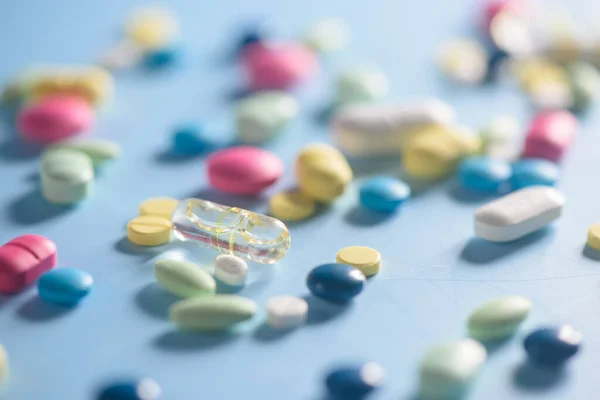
336,246 -> 381,277
269,191 -> 316,221
139,197 -> 179,219
127,215 -> 173,246
587,223 -> 600,251
126,8 -> 179,50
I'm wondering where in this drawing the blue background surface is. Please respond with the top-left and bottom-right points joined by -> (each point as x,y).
1,0 -> 600,399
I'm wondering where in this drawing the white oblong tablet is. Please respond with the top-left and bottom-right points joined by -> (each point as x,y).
474,186 -> 565,242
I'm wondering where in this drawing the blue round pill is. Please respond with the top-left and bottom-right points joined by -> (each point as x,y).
524,326 -> 582,368
458,156 -> 512,192
359,177 -> 411,213
143,46 -> 182,68
38,268 -> 93,306
97,378 -> 161,400
511,158 -> 559,190
172,124 -> 213,155
307,263 -> 366,303
325,362 -> 385,399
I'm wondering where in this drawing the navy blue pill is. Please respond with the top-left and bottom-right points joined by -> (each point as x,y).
307,263 -> 366,303
359,176 -> 410,212
325,362 -> 385,399
458,156 -> 511,192
143,46 -> 182,68
524,326 -> 582,368
511,158 -> 559,190
38,268 -> 93,306
97,378 -> 161,400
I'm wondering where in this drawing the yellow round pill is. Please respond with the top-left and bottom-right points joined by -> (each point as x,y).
587,223 -> 600,251
270,191 -> 316,221
336,246 -> 381,277
127,215 -> 173,246
139,197 -> 179,219
126,8 -> 179,50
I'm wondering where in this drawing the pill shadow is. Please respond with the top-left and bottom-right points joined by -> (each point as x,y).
153,149 -> 203,164
303,295 -> 351,325
153,330 -> 238,351
252,321 -> 295,342
216,280 -> 243,294
113,237 -> 169,259
482,337 -> 513,355
224,86 -> 254,103
347,155 -> 401,178
344,206 -> 392,227
313,102 -> 336,126
582,244 -> 600,261
512,360 -> 566,392
134,282 -> 179,320
16,296 -> 73,322
460,228 -> 552,265
0,137 -> 41,161
447,182 -> 500,204
7,189 -> 74,225
181,187 -> 266,211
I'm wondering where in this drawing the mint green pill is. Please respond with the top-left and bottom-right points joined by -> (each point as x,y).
336,67 -> 389,105
567,61 -> 600,112
154,259 -> 215,298
41,148 -> 94,204
467,295 -> 532,341
170,295 -> 257,331
48,138 -> 121,166
236,91 -> 299,144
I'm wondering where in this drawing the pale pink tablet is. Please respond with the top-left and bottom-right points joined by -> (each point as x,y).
241,42 -> 317,90
17,95 -> 94,144
207,146 -> 284,195
0,234 -> 57,294
523,111 -> 578,162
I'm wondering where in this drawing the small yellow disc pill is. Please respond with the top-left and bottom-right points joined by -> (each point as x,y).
126,8 -> 179,50
336,246 -> 381,277
139,197 -> 179,219
587,223 -> 600,251
269,191 -> 316,221
127,215 -> 173,246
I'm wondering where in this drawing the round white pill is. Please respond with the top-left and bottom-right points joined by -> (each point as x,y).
266,295 -> 308,329
214,254 -> 248,286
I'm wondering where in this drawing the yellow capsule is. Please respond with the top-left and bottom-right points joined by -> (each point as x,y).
269,191 -> 316,221
126,8 -> 179,50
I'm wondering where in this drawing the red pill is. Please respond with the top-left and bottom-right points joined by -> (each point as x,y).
0,234 -> 57,294
523,111 -> 578,162
241,42 -> 317,90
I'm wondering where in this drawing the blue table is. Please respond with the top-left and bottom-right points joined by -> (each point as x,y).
1,0 -> 599,399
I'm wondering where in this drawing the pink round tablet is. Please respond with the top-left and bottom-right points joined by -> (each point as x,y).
523,110 -> 578,162
207,146 -> 284,195
242,42 -> 318,91
17,94 -> 94,144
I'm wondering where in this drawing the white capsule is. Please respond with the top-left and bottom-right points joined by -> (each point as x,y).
266,295 -> 308,329
475,186 -> 565,242
331,100 -> 456,157
214,254 -> 248,286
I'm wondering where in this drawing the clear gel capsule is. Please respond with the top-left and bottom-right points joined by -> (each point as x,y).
172,198 -> 291,264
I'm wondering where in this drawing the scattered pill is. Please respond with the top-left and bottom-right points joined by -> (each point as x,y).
336,246 -> 382,277
489,10 -> 536,56
269,190 -> 316,221
524,325 -> 582,368
566,61 -> 600,112
325,362 -> 385,399
143,45 -> 182,68
0,234 -> 57,294
170,294 -> 257,331
296,143 -> 353,202
266,295 -> 308,329
139,197 -> 179,219
586,223 -> 600,251
41,149 -> 94,205
481,115 -> 523,162
97,378 -> 162,400
359,177 -> 410,213
18,94 -> 94,143
438,39 -> 488,85
127,215 -> 172,246
331,100 -> 456,157
98,40 -> 143,70
126,8 -> 179,50
48,138 -> 121,166
474,186 -> 565,242
37,268 -> 93,306
304,17 -> 349,54
171,124 -> 216,155
306,263 -> 366,303
523,110 -> 578,162
172,199 -> 290,264
207,146 -> 284,195
511,158 -> 559,189
458,156 -> 512,192
242,42 -> 317,90
335,67 -> 389,105
467,295 -> 532,341
419,339 -> 487,400
236,91 -> 299,143
154,259 -> 215,298
0,344 -> 7,383
528,78 -> 573,111
214,255 -> 249,286
483,0 -> 526,31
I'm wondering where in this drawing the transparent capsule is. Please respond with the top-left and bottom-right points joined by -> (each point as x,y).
172,199 -> 291,264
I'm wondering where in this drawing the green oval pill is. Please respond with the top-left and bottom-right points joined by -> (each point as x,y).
170,295 -> 257,331
41,148 -> 94,204
48,138 -> 121,166
236,91 -> 298,144
467,295 -> 532,341
154,259 -> 216,298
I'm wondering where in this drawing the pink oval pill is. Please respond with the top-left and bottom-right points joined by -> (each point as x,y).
242,42 -> 318,91
207,146 -> 284,195
17,95 -> 94,144
523,110 -> 578,162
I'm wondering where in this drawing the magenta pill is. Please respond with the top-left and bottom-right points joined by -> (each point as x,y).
241,42 -> 317,90
17,95 -> 94,144
523,111 -> 578,162
207,146 -> 284,195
